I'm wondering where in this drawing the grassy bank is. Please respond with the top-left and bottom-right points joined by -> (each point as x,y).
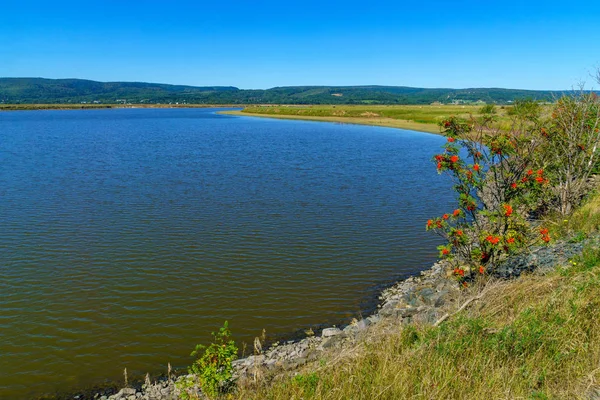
222,105 -> 515,134
231,191 -> 600,400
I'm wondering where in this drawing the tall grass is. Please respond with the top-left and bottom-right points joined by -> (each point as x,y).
242,105 -> 511,125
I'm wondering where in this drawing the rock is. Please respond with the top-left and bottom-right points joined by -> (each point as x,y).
416,287 -> 435,299
413,308 -> 439,325
399,307 -> 419,318
356,319 -> 370,330
321,327 -> 342,338
343,324 -> 357,336
398,291 -> 419,307
321,334 -> 346,349
494,238 -> 592,279
378,300 -> 400,317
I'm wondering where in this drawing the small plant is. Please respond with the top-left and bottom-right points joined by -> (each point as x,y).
182,321 -> 238,399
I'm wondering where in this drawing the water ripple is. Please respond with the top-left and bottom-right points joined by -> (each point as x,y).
0,108 -> 454,398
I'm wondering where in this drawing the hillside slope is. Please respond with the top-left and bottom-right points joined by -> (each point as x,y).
0,78 -> 562,105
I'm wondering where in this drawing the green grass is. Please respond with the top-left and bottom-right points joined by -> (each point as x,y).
241,105 -> 494,123
230,104 -> 519,134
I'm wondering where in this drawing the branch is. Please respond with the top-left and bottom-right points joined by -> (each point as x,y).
433,288 -> 489,327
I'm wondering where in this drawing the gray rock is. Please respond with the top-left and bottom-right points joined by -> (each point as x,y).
321,334 -> 346,349
321,327 -> 342,338
379,300 -> 401,317
432,290 -> 449,307
356,319 -> 370,330
413,308 -> 439,325
399,307 -> 419,318
381,299 -> 399,310
495,238 -> 590,279
403,293 -> 424,307
417,287 -> 435,298
343,324 -> 357,336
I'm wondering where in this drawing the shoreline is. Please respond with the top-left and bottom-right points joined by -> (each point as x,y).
0,104 -> 243,112
41,269 -> 413,399
44,235 -> 589,399
0,105 -> 440,134
54,262 -> 454,400
218,110 -> 440,134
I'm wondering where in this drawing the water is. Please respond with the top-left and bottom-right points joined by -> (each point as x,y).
0,108 -> 454,398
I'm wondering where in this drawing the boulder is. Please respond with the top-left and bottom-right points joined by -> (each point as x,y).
321,327 -> 342,338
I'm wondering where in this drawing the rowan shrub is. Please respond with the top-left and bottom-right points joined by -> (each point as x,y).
427,103 -> 551,281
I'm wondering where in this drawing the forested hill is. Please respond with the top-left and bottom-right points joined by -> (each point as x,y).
0,78 -> 563,105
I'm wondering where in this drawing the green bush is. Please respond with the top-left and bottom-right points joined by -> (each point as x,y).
182,321 -> 238,399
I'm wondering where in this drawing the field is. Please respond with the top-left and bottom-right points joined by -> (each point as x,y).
225,104 -> 515,133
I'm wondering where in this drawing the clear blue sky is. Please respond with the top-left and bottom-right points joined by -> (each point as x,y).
1,0 -> 599,90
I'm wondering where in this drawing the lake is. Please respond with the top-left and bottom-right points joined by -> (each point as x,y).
0,108 -> 454,398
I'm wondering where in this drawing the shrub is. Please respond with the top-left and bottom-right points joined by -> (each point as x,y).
543,90 -> 600,215
427,103 -> 550,280
180,321 -> 238,399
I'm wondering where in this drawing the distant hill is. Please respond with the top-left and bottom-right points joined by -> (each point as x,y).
0,78 -> 565,105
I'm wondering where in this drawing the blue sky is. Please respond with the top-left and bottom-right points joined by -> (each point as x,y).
1,0 -> 599,90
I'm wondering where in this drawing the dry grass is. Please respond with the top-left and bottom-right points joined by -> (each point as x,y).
549,187 -> 600,240
232,242 -> 600,400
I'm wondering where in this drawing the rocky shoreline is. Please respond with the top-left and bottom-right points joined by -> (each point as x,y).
76,236 -> 593,400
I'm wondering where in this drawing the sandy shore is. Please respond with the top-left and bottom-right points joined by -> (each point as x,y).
219,110 -> 440,134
